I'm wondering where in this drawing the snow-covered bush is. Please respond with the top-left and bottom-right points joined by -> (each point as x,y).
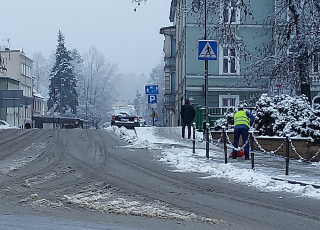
256,94 -> 320,143
212,106 -> 236,130
213,94 -> 320,143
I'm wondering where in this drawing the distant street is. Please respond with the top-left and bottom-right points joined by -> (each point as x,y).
0,129 -> 319,230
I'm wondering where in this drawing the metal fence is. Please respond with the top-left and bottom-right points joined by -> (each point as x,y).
193,105 -> 228,131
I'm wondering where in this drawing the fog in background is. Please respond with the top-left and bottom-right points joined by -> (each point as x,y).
1,0 -> 171,100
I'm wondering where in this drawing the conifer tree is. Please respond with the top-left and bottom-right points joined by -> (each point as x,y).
134,90 -> 142,115
48,30 -> 78,115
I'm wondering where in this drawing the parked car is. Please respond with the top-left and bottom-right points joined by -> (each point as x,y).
111,106 -> 141,129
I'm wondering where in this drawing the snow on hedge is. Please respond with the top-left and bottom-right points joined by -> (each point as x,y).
214,94 -> 320,143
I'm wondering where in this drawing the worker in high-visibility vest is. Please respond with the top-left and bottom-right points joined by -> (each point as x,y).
233,104 -> 255,160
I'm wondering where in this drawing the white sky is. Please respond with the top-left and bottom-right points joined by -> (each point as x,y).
1,0 -> 172,76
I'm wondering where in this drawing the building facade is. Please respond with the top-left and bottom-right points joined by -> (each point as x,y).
161,0 -> 274,127
33,90 -> 46,117
0,50 -> 33,128
160,0 -> 320,127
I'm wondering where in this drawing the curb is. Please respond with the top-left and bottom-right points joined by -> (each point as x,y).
271,177 -> 320,189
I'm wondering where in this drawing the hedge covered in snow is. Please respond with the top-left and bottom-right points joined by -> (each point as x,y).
213,94 -> 320,143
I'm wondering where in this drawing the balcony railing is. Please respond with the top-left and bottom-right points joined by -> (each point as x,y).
193,105 -> 254,131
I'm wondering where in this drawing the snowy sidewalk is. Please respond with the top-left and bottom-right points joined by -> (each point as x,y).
110,126 -> 320,199
158,127 -> 320,187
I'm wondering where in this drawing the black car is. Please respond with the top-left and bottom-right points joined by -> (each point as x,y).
111,106 -> 141,129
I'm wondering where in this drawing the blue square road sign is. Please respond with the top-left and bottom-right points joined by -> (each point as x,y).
198,40 -> 218,61
145,85 -> 159,95
148,95 -> 157,104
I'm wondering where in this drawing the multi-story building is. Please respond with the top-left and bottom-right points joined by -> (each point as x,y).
160,25 -> 176,127
160,0 -> 274,127
0,49 -> 33,128
160,0 -> 320,128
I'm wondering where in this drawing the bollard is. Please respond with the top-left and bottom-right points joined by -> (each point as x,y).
285,136 -> 289,175
192,122 -> 196,154
223,127 -> 228,164
206,123 -> 210,158
251,152 -> 254,169
250,132 -> 254,151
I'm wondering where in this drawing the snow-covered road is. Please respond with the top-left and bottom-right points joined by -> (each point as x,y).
0,127 -> 319,230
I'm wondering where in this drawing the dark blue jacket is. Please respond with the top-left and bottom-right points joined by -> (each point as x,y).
181,104 -> 196,123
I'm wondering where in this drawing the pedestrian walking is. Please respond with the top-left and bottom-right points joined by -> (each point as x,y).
233,104 -> 255,159
180,99 -> 196,139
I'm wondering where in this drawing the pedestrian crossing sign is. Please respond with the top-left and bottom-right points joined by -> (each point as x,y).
198,40 -> 217,60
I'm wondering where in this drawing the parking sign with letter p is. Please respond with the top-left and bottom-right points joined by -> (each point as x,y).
148,95 -> 157,104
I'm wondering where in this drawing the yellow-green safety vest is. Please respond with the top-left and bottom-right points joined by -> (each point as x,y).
234,110 -> 250,128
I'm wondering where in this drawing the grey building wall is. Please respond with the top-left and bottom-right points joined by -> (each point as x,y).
0,50 -> 34,128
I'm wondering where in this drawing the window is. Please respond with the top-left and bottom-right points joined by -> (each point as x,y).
21,62 -> 31,77
223,0 -> 239,24
311,52 -> 320,84
222,47 -> 237,74
222,98 -> 236,107
312,53 -> 319,73
219,95 -> 239,108
288,47 -> 298,74
171,72 -> 176,94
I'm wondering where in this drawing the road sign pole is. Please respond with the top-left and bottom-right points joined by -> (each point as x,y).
205,60 -> 209,158
197,0 -> 216,158
204,0 -> 209,158
152,107 -> 155,126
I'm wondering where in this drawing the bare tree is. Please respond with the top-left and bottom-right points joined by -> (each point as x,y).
32,52 -> 51,97
78,47 -> 119,127
132,0 -> 147,11
189,0 -> 320,102
245,0 -> 320,102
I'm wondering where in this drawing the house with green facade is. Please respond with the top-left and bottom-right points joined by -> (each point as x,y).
160,0 -> 320,128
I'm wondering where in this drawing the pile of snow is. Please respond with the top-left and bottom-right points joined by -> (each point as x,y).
63,182 -> 223,223
159,147 -> 320,198
108,126 -> 160,149
0,120 -> 17,129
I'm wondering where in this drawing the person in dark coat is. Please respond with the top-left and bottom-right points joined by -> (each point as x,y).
233,104 -> 255,159
180,99 -> 196,139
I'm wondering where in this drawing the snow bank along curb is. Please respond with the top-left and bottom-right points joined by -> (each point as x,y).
107,126 -> 320,200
